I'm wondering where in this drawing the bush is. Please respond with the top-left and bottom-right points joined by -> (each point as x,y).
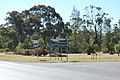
0,48 -> 10,52
86,44 -> 95,55
94,44 -> 101,52
102,48 -> 108,53
14,42 -> 24,52
32,48 -> 48,56
0,49 -> 6,52
23,38 -> 32,49
114,42 -> 120,55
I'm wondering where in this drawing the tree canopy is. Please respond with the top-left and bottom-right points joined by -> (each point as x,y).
0,4 -> 120,54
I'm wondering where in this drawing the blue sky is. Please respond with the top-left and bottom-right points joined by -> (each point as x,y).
0,0 -> 120,24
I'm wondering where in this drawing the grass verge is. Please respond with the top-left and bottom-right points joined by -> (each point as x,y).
0,53 -> 120,62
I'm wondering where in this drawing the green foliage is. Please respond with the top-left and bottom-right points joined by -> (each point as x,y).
0,4 -> 120,54
94,44 -> 101,51
23,38 -> 32,49
0,49 -> 7,52
5,5 -> 65,49
15,37 -> 32,52
109,42 -> 115,54
0,48 -> 10,52
38,37 -> 44,48
15,42 -> 24,52
85,43 -> 95,55
54,48 -> 58,56
114,41 -> 120,53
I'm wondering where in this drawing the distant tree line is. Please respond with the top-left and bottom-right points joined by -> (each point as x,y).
0,5 -> 120,55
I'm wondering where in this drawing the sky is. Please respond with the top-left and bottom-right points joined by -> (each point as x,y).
0,0 -> 120,24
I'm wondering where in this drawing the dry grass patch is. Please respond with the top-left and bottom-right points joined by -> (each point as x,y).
0,52 -> 120,62
0,53 -> 67,62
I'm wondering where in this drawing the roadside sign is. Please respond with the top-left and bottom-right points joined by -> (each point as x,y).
32,40 -> 39,48
32,40 -> 38,44
33,43 -> 39,48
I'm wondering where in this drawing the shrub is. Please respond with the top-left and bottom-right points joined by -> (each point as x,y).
14,42 -> 24,52
0,49 -> 6,52
0,48 -> 10,52
23,38 -> 32,49
114,41 -> 120,56
86,43 -> 96,55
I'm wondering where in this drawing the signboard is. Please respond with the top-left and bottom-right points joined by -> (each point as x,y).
33,43 -> 39,48
32,40 -> 38,44
32,40 -> 39,48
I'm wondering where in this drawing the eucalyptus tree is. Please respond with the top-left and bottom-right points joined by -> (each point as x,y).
22,10 -> 33,36
7,27 -> 18,50
63,22 -> 72,38
114,41 -> 120,56
108,21 -> 120,53
29,5 -> 64,46
6,5 -> 65,49
83,5 -> 108,51
95,13 -> 108,50
6,11 -> 27,43
103,18 -> 112,52
70,6 -> 82,53
118,19 -> 120,28
113,23 -> 120,37
104,18 -> 112,33
0,26 -> 9,48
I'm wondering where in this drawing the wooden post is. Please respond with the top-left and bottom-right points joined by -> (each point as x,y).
58,47 -> 59,60
50,48 -> 52,60
61,47 -> 62,61
66,45 -> 69,62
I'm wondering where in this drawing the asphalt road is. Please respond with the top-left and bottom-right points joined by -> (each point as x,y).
0,61 -> 120,80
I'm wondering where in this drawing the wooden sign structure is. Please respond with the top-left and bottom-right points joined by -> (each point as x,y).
49,37 -> 69,61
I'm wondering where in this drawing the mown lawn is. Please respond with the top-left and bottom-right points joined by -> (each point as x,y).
0,52 -> 120,62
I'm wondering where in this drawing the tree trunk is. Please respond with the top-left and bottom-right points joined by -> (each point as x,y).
99,24 -> 102,51
74,31 -> 77,53
94,24 -> 98,44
